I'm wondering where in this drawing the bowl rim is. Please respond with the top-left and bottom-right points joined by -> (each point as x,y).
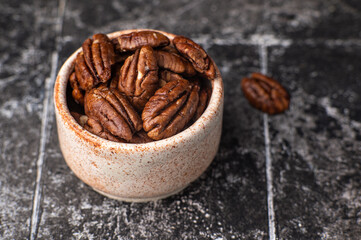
54,29 -> 223,152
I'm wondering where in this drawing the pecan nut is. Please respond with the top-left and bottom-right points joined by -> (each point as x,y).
118,46 -> 159,111
173,36 -> 216,79
84,117 -> 126,143
241,73 -> 290,115
160,46 -> 180,55
113,31 -> 170,52
108,63 -> 123,90
84,85 -> 142,141
142,79 -> 199,140
159,70 -> 186,87
82,33 -> 115,82
155,50 -> 196,77
193,82 -> 211,121
74,52 -> 97,90
69,72 -> 85,105
83,116 -> 152,143
74,34 -> 115,91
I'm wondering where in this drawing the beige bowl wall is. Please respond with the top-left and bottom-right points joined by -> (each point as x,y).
54,29 -> 224,202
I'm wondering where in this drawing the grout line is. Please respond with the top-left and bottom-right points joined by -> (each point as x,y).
259,44 -> 277,240
264,114 -> 277,240
194,32 -> 361,49
260,44 -> 268,75
29,74 -> 53,240
29,0 -> 66,239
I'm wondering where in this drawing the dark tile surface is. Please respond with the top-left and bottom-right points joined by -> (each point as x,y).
1,0 -> 361,239
0,0 -> 58,238
260,0 -> 361,40
267,43 -> 361,239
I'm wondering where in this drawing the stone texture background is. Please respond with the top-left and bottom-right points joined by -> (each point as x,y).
1,0 -> 361,239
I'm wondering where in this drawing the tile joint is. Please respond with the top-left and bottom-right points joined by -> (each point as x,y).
260,44 -> 277,240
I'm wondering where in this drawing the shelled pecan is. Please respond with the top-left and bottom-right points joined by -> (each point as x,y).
69,72 -> 85,105
159,70 -> 186,87
241,73 -> 290,115
142,79 -> 199,140
173,36 -> 216,79
160,46 -> 180,55
74,52 -> 98,90
118,46 -> 159,111
84,85 -> 142,141
72,34 -> 115,93
113,31 -> 170,52
159,70 -> 185,82
193,83 -> 211,121
79,115 -> 153,143
84,117 -> 126,142
155,50 -> 196,77
82,33 -> 115,82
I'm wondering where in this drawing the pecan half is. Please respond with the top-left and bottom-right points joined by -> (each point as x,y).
74,52 -> 98,90
74,34 -> 115,91
70,111 -> 122,142
155,50 -> 196,77
84,117 -> 126,143
113,31 -> 170,52
173,36 -> 216,79
193,83 -> 211,121
118,46 -> 159,111
241,73 -> 290,115
142,79 -> 199,140
69,72 -> 85,105
108,62 -> 123,89
84,85 -> 142,141
160,45 -> 180,55
159,70 -> 186,87
82,33 -> 115,83
159,70 -> 185,82
83,117 -> 153,143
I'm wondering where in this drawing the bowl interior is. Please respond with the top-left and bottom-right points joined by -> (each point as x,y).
54,29 -> 224,151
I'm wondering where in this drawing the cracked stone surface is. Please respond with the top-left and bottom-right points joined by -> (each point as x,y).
1,0 -> 361,239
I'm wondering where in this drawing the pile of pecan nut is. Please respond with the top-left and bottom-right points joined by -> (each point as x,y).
68,30 -> 215,143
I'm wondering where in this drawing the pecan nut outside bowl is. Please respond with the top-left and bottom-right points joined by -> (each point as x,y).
54,29 -> 224,202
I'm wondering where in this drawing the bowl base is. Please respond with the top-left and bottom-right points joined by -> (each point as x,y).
92,185 -> 188,203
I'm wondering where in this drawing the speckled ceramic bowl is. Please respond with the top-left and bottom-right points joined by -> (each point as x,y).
54,29 -> 224,202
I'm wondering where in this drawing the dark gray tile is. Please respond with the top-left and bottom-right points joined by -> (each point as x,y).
62,0 -> 258,37
0,0 -> 59,238
268,42 -> 361,122
61,0 -> 270,48
254,0 -> 361,40
210,44 -> 265,152
267,43 -> 361,239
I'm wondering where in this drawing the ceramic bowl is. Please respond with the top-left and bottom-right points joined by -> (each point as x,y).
54,29 -> 224,202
